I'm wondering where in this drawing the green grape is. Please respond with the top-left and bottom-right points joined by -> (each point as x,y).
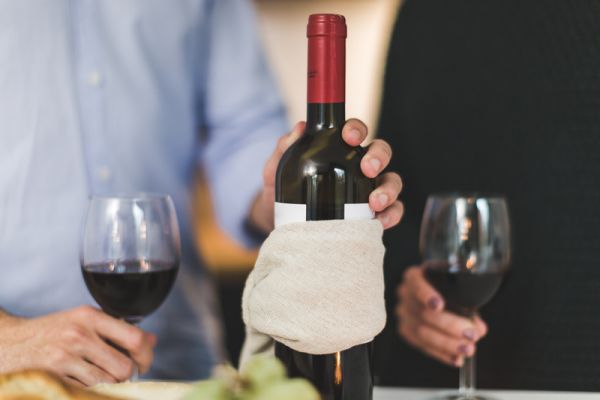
240,355 -> 286,389
182,357 -> 318,400
181,379 -> 231,400
244,379 -> 320,400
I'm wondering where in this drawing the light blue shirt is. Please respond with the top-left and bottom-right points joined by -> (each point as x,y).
0,0 -> 287,379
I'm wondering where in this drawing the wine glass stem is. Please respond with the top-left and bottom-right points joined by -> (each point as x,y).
459,353 -> 476,398
130,364 -> 139,381
122,319 -> 140,381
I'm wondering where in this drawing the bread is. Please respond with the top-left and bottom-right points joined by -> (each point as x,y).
0,370 -> 122,400
91,381 -> 192,400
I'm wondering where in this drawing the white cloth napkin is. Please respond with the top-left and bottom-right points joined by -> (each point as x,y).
240,219 -> 386,368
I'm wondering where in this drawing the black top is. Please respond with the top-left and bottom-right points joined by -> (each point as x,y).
375,0 -> 600,391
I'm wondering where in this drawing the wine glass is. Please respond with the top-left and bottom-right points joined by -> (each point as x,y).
420,194 -> 511,400
80,194 -> 181,379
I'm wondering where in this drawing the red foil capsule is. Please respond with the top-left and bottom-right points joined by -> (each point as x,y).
307,14 -> 346,104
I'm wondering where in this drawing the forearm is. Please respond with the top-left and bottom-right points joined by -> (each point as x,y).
0,308 -> 23,374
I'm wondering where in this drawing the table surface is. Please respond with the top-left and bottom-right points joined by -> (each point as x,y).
374,387 -> 599,399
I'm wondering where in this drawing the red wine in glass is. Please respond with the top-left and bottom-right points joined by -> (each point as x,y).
424,262 -> 505,317
81,260 -> 178,324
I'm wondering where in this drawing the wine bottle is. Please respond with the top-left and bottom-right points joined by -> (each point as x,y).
274,14 -> 375,400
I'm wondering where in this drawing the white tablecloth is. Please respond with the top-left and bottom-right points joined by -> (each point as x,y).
374,387 -> 599,399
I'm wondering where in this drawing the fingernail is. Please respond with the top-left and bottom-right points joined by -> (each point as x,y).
369,157 -> 382,173
427,297 -> 441,310
348,128 -> 361,142
458,344 -> 473,355
463,328 -> 476,341
452,355 -> 464,367
380,215 -> 390,227
377,193 -> 389,207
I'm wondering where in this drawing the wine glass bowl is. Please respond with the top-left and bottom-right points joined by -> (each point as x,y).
420,195 -> 511,270
80,194 -> 181,324
420,194 -> 511,400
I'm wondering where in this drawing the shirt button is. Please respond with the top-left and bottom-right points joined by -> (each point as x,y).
97,166 -> 111,182
88,70 -> 103,87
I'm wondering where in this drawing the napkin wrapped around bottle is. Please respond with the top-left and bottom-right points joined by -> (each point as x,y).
240,219 -> 386,368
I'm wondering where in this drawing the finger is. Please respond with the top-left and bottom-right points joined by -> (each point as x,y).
398,311 -> 466,367
87,310 -> 155,374
423,347 -> 465,368
81,335 -> 136,382
263,122 -> 306,188
369,172 -> 403,212
61,357 -> 117,386
64,376 -> 85,388
400,304 -> 475,360
396,280 -> 409,303
276,121 -> 306,155
396,279 -> 475,366
375,201 -> 404,229
413,334 -> 465,368
403,295 -> 480,356
342,118 -> 368,146
401,292 -> 479,341
407,296 -> 482,342
473,315 -> 489,338
61,319 -> 134,382
361,139 -> 392,178
403,267 -> 445,311
401,286 -> 487,345
415,323 -> 476,360
396,272 -> 416,306
404,286 -> 489,342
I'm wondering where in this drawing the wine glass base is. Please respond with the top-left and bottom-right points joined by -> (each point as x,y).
425,391 -> 498,400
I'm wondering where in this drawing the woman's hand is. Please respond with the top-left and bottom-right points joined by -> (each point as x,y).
396,266 -> 489,367
252,119 -> 404,232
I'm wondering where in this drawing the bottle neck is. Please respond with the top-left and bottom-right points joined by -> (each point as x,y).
306,15 -> 346,135
306,103 -> 345,131
306,32 -> 345,104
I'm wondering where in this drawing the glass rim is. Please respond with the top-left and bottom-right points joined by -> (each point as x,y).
427,192 -> 507,202
88,192 -> 173,202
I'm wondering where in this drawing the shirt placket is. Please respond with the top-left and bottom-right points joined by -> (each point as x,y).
72,0 -> 113,194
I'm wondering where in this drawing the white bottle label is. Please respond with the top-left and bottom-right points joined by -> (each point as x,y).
344,203 -> 375,221
274,202 -> 308,228
274,202 -> 374,228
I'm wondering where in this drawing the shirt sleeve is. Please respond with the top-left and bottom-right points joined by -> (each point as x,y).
199,0 -> 288,248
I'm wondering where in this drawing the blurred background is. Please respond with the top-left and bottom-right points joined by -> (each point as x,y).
193,0 -> 402,366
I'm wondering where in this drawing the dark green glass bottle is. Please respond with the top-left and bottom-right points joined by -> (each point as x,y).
274,14 -> 375,400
